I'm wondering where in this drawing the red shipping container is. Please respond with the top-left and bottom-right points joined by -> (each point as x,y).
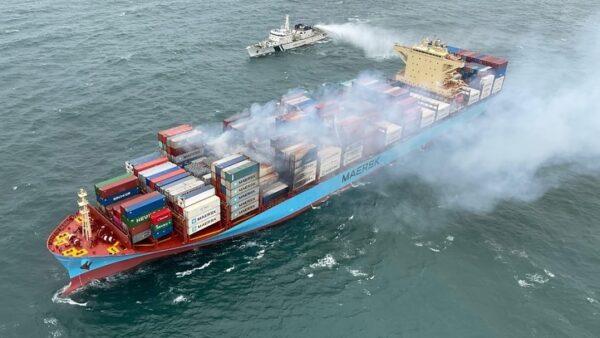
133,157 -> 169,176
97,176 -> 139,199
149,168 -> 186,190
157,124 -> 193,144
166,146 -> 187,157
479,55 -> 508,69
150,208 -> 172,224
396,96 -> 419,109
129,222 -> 151,236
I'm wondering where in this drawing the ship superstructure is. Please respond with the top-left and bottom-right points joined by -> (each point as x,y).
48,38 -> 508,295
246,15 -> 327,57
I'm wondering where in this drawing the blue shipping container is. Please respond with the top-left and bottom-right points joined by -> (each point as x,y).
156,173 -> 190,190
215,155 -> 246,177
128,152 -> 162,167
152,224 -> 173,239
124,194 -> 166,219
447,45 -> 461,54
96,187 -> 140,206
144,166 -> 181,186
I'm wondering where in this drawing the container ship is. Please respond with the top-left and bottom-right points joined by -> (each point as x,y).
47,38 -> 508,295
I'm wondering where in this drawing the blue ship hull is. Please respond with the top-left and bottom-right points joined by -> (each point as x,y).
55,101 -> 488,294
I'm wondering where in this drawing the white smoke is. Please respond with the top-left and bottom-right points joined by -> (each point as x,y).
315,23 -> 403,60
396,22 -> 600,211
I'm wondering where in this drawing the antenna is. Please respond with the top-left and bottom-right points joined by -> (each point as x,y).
77,188 -> 92,242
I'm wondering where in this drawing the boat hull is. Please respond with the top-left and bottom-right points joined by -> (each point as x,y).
54,101 -> 488,295
247,32 -> 327,57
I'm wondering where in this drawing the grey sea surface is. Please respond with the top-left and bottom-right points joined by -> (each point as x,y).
1,0 -> 600,337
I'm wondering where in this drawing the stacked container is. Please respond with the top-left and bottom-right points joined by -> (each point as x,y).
220,159 -> 260,221
131,156 -> 169,176
261,181 -> 289,207
184,157 -> 212,178
275,143 -> 318,191
94,173 -> 140,206
137,161 -> 178,192
342,142 -> 363,166
149,208 -> 173,240
177,185 -> 221,236
373,121 -> 403,147
317,146 -> 341,179
125,152 -> 162,173
157,125 -> 204,165
120,191 -> 167,243
259,163 -> 279,188
420,108 -> 436,128
461,87 -> 481,106
479,74 -> 495,99
410,93 -> 451,120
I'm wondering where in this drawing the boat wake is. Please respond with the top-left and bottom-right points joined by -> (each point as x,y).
175,260 -> 213,278
52,286 -> 88,307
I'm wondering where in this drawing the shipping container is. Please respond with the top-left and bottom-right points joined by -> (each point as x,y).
132,228 -> 152,244
228,200 -> 259,220
143,165 -> 181,187
149,168 -> 187,190
221,160 -> 259,182
228,194 -> 260,212
122,212 -> 152,228
462,87 -> 481,106
188,213 -> 220,235
95,173 -> 134,193
152,224 -> 173,239
492,76 -> 504,94
183,195 -> 221,219
262,182 -> 289,205
125,152 -> 162,173
157,124 -> 193,144
342,143 -> 363,166
480,74 -> 495,99
176,185 -> 216,209
150,208 -> 171,224
420,108 -> 436,128
259,171 -> 279,187
211,154 -> 247,178
96,175 -> 138,199
96,187 -> 140,206
129,222 -> 151,236
133,156 -> 169,176
226,186 -> 260,205
137,162 -> 176,182
221,179 -> 259,198
373,121 -> 403,145
123,192 -> 166,219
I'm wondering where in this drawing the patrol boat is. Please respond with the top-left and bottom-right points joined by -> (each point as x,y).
246,15 -> 327,58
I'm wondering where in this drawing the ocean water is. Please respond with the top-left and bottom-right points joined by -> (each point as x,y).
1,0 -> 600,337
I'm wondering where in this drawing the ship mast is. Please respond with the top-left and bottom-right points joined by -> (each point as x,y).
284,15 -> 290,32
77,188 -> 93,242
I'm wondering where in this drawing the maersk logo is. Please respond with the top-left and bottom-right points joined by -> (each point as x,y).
341,157 -> 381,183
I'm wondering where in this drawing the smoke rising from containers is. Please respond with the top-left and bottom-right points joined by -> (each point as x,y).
315,23 -> 404,60
388,21 -> 600,211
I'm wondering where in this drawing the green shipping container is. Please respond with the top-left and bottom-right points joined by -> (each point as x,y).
95,173 -> 134,192
222,161 -> 259,182
152,219 -> 173,232
122,213 -> 151,228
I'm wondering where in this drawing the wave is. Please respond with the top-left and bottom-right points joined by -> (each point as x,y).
175,260 -> 213,278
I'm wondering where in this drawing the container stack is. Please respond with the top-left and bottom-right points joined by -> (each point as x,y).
184,157 -> 212,178
94,173 -> 140,207
410,93 -> 451,120
259,163 -> 279,188
281,92 -> 316,113
317,146 -> 341,179
461,87 -> 481,106
420,108 -> 436,128
219,159 -> 260,221
275,143 -> 318,191
157,125 -> 204,165
342,142 -> 363,166
149,208 -> 173,240
260,181 -> 289,207
137,161 -> 179,192
119,191 -> 168,243
178,186 -> 221,236
125,152 -> 162,173
373,121 -> 403,148
479,74 -> 495,100
131,156 -> 169,176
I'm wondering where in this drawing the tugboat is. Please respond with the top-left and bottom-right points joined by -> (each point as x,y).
246,15 -> 327,58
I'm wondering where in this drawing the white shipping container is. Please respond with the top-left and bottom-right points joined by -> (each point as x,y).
229,200 -> 259,219
435,102 -> 451,120
229,194 -> 260,211
374,121 -> 403,145
343,145 -> 364,166
480,84 -> 493,99
165,179 -> 204,201
167,129 -> 202,148
183,195 -> 221,218
186,206 -> 220,228
420,108 -> 436,128
492,76 -> 504,94
227,186 -> 260,204
223,179 -> 259,198
318,146 -> 342,159
201,173 -> 212,184
293,161 -> 317,175
210,154 -> 244,173
138,162 -> 177,181
187,212 -> 220,235
319,161 -> 340,178
177,186 -> 216,208
220,172 -> 259,190
259,172 -> 279,187
172,148 -> 204,164
293,166 -> 317,184
259,164 -> 274,177
465,88 -> 480,105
